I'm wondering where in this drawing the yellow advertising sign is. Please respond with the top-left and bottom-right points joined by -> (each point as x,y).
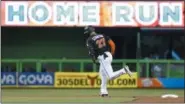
55,72 -> 137,88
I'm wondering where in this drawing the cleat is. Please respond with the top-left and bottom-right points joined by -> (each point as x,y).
100,94 -> 109,97
124,65 -> 132,77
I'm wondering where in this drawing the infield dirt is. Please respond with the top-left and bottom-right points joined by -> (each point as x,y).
2,89 -> 184,103
129,96 -> 184,103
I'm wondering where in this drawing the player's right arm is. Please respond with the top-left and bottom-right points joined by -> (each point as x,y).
104,35 -> 116,56
108,39 -> 116,55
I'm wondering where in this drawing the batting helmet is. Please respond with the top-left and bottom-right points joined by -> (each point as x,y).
84,25 -> 95,35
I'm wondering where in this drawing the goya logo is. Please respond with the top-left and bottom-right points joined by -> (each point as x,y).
1,72 -> 16,85
18,73 -> 54,85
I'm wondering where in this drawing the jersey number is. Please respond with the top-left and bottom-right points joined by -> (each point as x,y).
96,38 -> 106,48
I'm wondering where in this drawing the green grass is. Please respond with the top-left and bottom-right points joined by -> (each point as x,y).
1,89 -> 184,103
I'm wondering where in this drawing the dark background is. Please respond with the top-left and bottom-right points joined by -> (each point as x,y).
2,27 -> 185,60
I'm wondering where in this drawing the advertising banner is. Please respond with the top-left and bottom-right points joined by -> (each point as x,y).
1,1 -> 184,27
55,72 -> 137,88
1,72 -> 17,86
138,78 -> 184,88
138,78 -> 163,88
158,78 -> 184,88
18,72 -> 54,86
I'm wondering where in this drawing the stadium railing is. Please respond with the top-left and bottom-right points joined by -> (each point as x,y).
1,59 -> 184,78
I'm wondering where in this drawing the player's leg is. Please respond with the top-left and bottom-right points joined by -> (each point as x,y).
99,64 -> 108,96
100,52 -> 132,80
100,59 -> 124,80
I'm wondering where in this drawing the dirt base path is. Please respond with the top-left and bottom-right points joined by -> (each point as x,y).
130,96 -> 184,103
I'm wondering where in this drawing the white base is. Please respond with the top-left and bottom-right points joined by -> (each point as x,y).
161,94 -> 179,98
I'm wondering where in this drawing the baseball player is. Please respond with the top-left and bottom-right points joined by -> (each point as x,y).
84,26 -> 132,97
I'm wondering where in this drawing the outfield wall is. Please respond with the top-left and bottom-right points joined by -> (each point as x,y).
1,72 -> 184,89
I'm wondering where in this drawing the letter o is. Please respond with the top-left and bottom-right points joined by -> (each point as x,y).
28,2 -> 51,25
27,75 -> 36,84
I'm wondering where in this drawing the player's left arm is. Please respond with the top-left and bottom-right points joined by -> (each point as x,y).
86,40 -> 96,63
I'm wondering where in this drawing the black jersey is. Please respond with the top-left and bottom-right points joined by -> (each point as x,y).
86,34 -> 111,58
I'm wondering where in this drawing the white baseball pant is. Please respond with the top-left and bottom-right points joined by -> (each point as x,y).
98,51 -> 126,94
